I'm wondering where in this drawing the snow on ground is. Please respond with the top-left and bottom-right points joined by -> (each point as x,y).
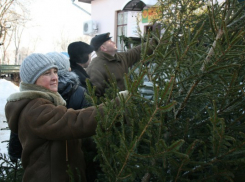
0,79 -> 19,155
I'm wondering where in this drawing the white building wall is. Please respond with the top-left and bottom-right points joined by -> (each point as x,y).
90,0 -> 129,41
90,0 -> 154,40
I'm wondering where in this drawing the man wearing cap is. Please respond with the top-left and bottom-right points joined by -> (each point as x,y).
86,32 -> 156,97
68,41 -> 94,89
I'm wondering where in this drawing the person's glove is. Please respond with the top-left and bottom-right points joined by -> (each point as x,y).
117,90 -> 129,101
138,81 -> 154,100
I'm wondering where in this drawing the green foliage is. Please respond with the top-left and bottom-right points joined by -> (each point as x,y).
89,0 -> 245,181
66,165 -> 82,182
0,154 -> 23,182
119,35 -> 141,51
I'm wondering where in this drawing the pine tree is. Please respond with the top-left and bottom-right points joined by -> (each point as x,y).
0,153 -> 23,182
87,0 -> 245,181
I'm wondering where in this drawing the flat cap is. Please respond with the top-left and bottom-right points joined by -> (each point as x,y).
90,32 -> 112,51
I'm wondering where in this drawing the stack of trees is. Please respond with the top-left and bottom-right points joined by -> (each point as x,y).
87,0 -> 245,181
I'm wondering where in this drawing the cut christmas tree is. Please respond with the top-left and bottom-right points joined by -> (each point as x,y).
87,0 -> 245,181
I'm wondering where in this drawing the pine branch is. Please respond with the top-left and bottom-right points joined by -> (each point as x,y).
182,140 -> 245,177
175,79 -> 200,118
117,108 -> 159,178
201,28 -> 224,71
141,173 -> 151,182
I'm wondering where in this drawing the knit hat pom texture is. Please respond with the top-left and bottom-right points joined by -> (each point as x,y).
46,52 -> 70,76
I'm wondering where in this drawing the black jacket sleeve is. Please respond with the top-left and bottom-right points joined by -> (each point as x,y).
67,86 -> 92,110
8,131 -> 22,162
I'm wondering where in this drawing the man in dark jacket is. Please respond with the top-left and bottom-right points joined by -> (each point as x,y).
68,41 -> 94,89
86,32 -> 156,97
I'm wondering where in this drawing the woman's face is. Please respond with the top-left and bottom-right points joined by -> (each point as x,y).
35,68 -> 58,92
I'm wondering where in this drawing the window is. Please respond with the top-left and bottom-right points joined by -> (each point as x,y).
116,11 -> 128,52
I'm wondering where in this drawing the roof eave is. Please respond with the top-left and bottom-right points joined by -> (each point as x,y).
78,0 -> 93,4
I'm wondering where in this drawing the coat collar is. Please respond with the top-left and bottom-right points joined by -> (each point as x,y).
7,82 -> 66,106
70,62 -> 89,77
71,62 -> 86,72
96,51 -> 120,62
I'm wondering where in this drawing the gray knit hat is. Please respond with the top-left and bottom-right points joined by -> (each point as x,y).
46,52 -> 70,76
20,53 -> 58,84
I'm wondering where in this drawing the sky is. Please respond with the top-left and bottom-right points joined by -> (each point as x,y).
0,79 -> 19,156
21,0 -> 91,53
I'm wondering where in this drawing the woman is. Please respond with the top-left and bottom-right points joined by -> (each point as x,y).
5,53 -> 114,182
46,52 -> 101,182
68,41 -> 94,89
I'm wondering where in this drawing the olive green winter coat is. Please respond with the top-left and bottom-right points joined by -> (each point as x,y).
86,41 -> 156,97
